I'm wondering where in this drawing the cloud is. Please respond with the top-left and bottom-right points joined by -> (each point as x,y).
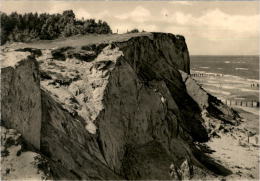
197,9 -> 259,33
169,1 -> 192,6
96,10 -> 110,19
110,22 -> 158,34
75,8 -> 91,19
160,8 -> 260,41
160,9 -> 193,24
48,3 -> 71,14
115,6 -> 151,22
195,9 -> 259,41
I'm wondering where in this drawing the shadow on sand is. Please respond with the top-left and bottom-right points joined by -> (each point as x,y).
193,146 -> 232,176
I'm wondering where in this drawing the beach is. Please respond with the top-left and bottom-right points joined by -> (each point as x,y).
190,56 -> 259,179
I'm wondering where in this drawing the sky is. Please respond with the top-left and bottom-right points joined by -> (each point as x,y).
1,1 -> 260,55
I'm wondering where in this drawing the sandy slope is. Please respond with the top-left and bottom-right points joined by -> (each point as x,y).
206,107 -> 259,180
0,126 -> 51,180
191,69 -> 259,180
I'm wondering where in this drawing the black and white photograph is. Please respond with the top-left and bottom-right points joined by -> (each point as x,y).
0,0 -> 259,180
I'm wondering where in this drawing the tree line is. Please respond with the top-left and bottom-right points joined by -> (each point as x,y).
0,10 -> 112,45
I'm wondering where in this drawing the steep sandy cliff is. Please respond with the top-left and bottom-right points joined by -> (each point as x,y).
1,51 -> 41,149
1,33 -> 239,180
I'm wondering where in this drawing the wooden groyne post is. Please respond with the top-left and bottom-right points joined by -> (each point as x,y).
224,99 -> 259,108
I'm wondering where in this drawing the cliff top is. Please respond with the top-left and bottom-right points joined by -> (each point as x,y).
0,51 -> 31,68
2,32 -> 150,50
1,32 -> 184,50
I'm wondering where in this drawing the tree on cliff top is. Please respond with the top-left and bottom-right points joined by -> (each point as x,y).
128,28 -> 139,33
0,10 -> 112,45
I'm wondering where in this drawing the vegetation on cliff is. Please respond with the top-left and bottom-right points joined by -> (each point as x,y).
0,10 -> 112,45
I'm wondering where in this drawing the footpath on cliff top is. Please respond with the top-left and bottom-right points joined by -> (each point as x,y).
1,32 -> 258,180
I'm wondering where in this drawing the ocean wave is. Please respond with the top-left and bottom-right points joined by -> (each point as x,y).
246,78 -> 260,83
221,85 -> 236,89
224,61 -> 230,64
205,88 -> 231,95
235,68 -> 249,70
190,70 -> 223,77
191,70 -> 259,83
240,88 -> 259,92
236,61 -> 246,64
199,67 -> 209,69
191,70 -> 207,74
234,97 -> 246,100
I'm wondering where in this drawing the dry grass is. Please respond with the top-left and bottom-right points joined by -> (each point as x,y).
3,32 -> 152,50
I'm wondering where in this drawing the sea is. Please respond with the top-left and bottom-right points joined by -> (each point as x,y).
190,56 -> 259,81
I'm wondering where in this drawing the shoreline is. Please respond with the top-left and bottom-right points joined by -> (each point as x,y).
190,69 -> 259,179
190,70 -> 260,83
190,70 -> 259,109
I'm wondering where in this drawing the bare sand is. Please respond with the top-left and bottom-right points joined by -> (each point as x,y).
190,70 -> 259,179
206,107 -> 259,180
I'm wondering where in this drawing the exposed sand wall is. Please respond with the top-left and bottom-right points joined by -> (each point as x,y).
1,52 -> 41,149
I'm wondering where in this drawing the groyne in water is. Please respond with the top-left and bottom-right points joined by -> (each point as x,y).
190,73 -> 259,108
220,98 -> 259,108
191,73 -> 259,88
250,83 -> 259,88
191,73 -> 224,77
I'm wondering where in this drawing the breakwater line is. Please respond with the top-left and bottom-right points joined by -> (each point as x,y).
191,73 -> 224,77
220,98 -> 259,108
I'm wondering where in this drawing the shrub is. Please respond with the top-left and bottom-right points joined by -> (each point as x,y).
0,10 -> 112,45
128,28 -> 139,33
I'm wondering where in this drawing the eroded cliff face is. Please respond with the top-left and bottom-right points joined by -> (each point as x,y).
1,51 -> 41,149
179,70 -> 239,136
114,34 -> 208,142
1,33 -> 239,180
